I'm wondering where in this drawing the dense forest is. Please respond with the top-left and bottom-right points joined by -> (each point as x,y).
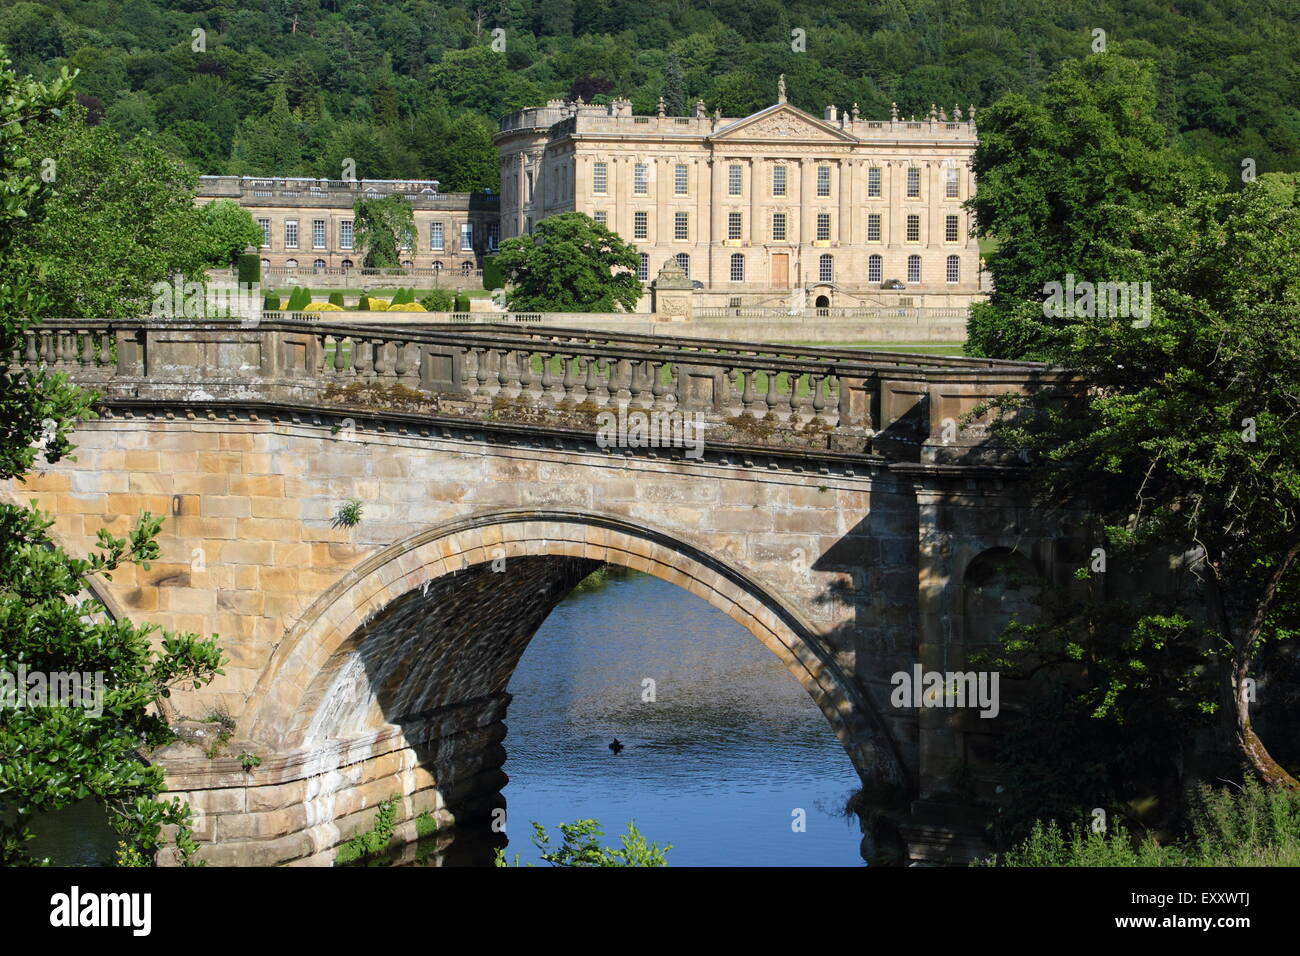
2,0 -> 1298,190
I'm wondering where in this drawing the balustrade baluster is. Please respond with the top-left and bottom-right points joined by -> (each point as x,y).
371,338 -> 390,378
519,350 -> 536,393
497,349 -> 512,391
629,360 -> 649,408
650,361 -> 667,406
538,351 -> 555,401
739,368 -> 756,414
392,340 -> 409,381
24,331 -> 38,366
810,374 -> 826,420
764,369 -> 780,417
561,353 -> 577,400
80,332 -> 94,366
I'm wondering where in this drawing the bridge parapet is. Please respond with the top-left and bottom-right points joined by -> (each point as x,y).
14,320 -> 1064,464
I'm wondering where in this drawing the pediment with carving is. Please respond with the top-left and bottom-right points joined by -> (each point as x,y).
710,105 -> 856,144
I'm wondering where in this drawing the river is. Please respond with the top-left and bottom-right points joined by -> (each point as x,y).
27,569 -> 867,867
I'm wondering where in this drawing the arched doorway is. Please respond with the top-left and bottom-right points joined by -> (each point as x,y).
814,295 -> 830,308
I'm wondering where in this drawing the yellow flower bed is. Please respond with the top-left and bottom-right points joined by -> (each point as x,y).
389,302 -> 428,312
303,301 -> 344,311
364,299 -> 390,311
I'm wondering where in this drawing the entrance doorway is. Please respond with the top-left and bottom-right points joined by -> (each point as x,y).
814,295 -> 830,308
771,253 -> 789,288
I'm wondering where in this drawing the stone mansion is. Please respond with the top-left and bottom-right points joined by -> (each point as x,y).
493,78 -> 982,311
199,78 -> 982,311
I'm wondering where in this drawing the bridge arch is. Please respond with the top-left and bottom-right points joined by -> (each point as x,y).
241,509 -> 905,793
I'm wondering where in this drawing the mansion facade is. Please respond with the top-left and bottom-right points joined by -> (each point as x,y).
494,82 -> 982,310
196,176 -> 500,278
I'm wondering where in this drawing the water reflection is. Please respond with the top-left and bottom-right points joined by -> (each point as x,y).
32,568 -> 868,867
423,568 -> 866,867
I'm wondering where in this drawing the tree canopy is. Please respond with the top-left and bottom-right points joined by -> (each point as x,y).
0,50 -> 225,865
495,212 -> 642,312
970,57 -> 1300,831
4,0 -> 1297,189
352,194 -> 416,269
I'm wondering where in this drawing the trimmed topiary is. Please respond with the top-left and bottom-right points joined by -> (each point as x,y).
263,293 -> 281,311
237,253 -> 261,286
328,291 -> 345,308
481,255 -> 503,291
285,286 -> 313,311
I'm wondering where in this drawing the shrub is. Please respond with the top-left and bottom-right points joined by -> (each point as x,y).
285,286 -> 313,311
420,288 -> 455,312
357,293 -> 370,310
262,293 -> 281,311
454,292 -> 470,312
986,779 -> 1300,867
367,299 -> 390,311
389,302 -> 426,312
391,286 -> 413,305
236,253 -> 260,286
327,291 -> 345,308
303,301 -> 343,311
482,254 -> 503,291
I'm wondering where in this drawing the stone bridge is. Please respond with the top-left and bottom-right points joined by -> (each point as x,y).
10,319 -> 1078,864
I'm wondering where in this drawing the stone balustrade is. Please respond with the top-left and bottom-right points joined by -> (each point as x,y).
11,319 -> 1063,463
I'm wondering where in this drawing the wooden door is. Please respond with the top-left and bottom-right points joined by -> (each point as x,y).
771,253 -> 789,288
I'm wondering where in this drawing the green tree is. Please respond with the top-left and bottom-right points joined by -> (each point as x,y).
982,176 -> 1300,794
495,212 -> 641,312
965,54 -> 1223,360
660,52 -> 686,115
427,46 -> 542,119
198,199 -> 262,269
0,50 -> 225,866
6,103 -> 212,319
352,194 -> 414,269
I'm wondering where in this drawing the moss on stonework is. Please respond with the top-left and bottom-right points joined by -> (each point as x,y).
322,381 -> 437,413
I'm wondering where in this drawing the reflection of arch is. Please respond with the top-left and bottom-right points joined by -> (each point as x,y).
241,511 -> 904,788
